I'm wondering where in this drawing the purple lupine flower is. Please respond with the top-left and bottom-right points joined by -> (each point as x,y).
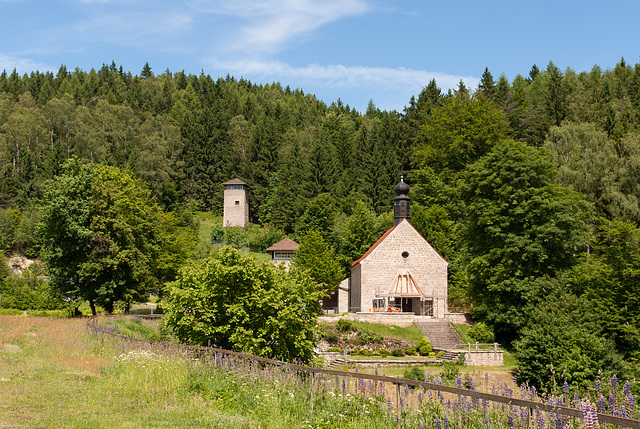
467,376 -> 475,391
443,415 -> 450,429
582,401 -> 600,429
611,374 -> 618,390
434,416 -> 441,429
418,391 -> 423,406
508,413 -> 515,429
624,380 -> 631,396
598,396 -> 606,413
456,376 -> 462,388
562,381 -> 569,395
536,408 -> 544,429
608,393 -> 615,414
595,379 -> 602,394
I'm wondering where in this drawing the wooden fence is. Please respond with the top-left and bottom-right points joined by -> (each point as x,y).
87,316 -> 640,428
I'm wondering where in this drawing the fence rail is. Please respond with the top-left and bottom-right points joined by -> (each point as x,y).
87,316 -> 640,428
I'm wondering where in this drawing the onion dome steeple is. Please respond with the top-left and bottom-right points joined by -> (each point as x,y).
393,176 -> 411,226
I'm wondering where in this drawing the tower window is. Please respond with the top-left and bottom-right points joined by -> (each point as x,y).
235,201 -> 240,205
402,251 -> 409,258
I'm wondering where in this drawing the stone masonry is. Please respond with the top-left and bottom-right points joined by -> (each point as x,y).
350,219 -> 448,316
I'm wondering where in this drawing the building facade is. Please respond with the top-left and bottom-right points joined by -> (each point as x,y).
346,178 -> 448,317
223,178 -> 249,228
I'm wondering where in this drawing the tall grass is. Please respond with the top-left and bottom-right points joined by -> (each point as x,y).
1,315 -> 637,428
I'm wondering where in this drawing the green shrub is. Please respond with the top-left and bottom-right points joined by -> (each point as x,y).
416,337 -> 433,355
357,330 -> 383,344
468,322 -> 494,343
323,330 -> 339,344
376,349 -> 391,357
441,361 -> 460,381
404,346 -> 416,356
360,349 -> 373,356
337,318 -> 355,332
391,348 -> 405,357
0,273 -> 64,310
436,351 -> 445,358
403,366 -> 425,383
428,352 -> 436,358
327,347 -> 341,353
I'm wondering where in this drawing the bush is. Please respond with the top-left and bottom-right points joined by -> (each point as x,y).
405,346 -> 416,356
360,349 -> 373,357
416,337 -> 433,355
327,347 -> 341,353
468,322 -> 495,343
337,318 -> 355,332
391,348 -> 405,357
441,361 -> 460,381
323,329 -> 339,344
357,330 -> 383,344
376,349 -> 391,357
403,366 -> 426,383
0,272 -> 64,310
436,351 -> 445,358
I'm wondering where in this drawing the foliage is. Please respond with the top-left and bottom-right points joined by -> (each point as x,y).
467,322 -> 495,343
0,270 -> 64,310
403,366 -> 425,382
416,92 -> 509,176
164,246 -> 323,363
566,218 -> 640,362
416,337 -> 433,355
336,318 -> 356,332
513,291 -> 632,390
461,141 -> 591,343
391,348 -> 405,357
292,229 -> 343,293
210,222 -> 285,253
38,159 -> 188,314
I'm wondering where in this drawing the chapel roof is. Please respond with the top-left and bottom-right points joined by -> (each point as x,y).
350,218 -> 447,267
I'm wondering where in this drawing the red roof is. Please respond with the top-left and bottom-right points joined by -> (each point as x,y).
266,238 -> 299,253
223,178 -> 248,186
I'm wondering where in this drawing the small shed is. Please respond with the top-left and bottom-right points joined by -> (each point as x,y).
265,238 -> 299,270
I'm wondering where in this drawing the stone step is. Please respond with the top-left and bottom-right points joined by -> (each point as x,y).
416,320 -> 461,351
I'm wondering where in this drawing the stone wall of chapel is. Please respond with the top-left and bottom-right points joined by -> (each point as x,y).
356,221 -> 448,316
223,189 -> 249,227
350,265 -> 362,312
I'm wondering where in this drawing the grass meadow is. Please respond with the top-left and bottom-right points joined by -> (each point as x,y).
1,315 -> 637,428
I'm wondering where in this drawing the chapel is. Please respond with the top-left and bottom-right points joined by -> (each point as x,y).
340,178 -> 449,317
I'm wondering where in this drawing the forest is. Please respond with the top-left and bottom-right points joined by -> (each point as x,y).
1,58 -> 640,390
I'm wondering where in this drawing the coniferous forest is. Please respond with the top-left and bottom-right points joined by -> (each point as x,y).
2,59 -> 640,390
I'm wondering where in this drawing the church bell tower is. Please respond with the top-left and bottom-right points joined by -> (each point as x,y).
393,177 -> 411,226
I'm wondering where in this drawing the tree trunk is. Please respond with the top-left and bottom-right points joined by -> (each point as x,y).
89,298 -> 97,316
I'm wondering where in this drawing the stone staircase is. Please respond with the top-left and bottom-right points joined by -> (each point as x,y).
416,320 -> 461,351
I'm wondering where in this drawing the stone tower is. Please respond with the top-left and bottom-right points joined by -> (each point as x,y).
223,178 -> 249,227
393,177 -> 411,226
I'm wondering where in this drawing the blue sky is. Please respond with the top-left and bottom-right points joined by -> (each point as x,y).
1,0 -> 639,113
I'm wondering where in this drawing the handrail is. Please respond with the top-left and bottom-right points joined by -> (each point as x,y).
87,316 -> 640,428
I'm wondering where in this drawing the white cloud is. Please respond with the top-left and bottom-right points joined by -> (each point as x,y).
207,59 -> 480,111
0,55 -> 54,73
194,0 -> 369,55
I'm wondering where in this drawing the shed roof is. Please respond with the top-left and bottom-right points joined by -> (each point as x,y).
223,178 -> 248,186
266,238 -> 300,253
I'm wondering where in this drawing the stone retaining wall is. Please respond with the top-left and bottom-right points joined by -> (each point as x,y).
462,350 -> 504,366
